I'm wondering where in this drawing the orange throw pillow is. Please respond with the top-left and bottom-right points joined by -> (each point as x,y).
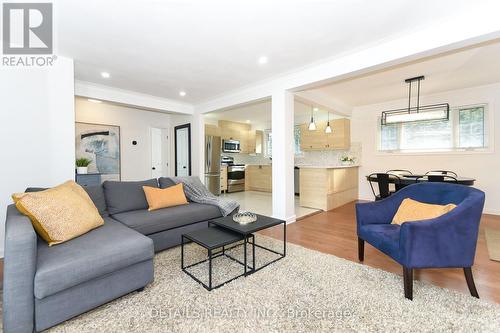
143,184 -> 188,211
392,198 -> 456,225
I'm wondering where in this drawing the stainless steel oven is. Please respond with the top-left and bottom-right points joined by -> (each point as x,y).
227,164 -> 245,192
222,139 -> 241,153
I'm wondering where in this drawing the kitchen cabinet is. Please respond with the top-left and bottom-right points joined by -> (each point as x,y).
246,130 -> 256,153
220,166 -> 227,192
300,118 -> 351,151
255,130 -> 264,154
218,120 -> 260,154
245,165 -> 272,192
205,124 -> 220,136
299,166 -> 358,211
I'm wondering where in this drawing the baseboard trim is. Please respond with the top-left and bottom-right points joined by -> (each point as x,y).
484,209 -> 500,216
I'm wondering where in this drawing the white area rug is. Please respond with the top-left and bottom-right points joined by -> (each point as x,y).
4,236 -> 500,332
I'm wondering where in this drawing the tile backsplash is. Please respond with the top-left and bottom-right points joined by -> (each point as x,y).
295,142 -> 362,167
227,142 -> 362,167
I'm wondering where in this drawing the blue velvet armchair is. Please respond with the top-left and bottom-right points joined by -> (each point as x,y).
356,182 -> 485,300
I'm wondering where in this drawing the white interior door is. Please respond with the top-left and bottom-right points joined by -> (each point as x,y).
175,125 -> 190,176
151,127 -> 168,178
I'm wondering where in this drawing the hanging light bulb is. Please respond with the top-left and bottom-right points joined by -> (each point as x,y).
325,111 -> 332,133
308,107 -> 317,131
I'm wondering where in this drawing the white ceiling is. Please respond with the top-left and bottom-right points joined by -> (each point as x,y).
58,0 -> 476,103
304,41 -> 500,107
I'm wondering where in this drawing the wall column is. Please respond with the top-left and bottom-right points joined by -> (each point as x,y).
271,90 -> 296,223
192,111 -> 205,179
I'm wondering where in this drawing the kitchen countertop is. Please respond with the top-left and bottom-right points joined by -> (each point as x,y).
295,165 -> 360,169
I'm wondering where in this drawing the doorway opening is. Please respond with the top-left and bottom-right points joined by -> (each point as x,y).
150,127 -> 169,178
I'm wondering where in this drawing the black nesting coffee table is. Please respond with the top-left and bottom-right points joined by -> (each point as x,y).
181,214 -> 286,291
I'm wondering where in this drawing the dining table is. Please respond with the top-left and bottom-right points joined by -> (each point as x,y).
366,174 -> 476,186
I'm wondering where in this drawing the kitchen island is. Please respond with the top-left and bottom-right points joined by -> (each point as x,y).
299,165 -> 359,211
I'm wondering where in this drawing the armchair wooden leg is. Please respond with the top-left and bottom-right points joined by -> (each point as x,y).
403,267 -> 413,300
464,267 -> 479,298
358,237 -> 364,262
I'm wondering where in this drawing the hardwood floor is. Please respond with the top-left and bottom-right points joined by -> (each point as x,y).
1,203 -> 498,303
260,201 -> 500,304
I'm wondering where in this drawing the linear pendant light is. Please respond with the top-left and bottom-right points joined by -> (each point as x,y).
325,111 -> 332,133
308,107 -> 317,131
381,76 -> 449,125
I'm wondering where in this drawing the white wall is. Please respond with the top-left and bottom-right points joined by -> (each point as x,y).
351,83 -> 500,214
0,57 -> 75,257
75,97 -> 174,181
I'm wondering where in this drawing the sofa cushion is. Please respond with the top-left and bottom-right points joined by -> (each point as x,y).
82,185 -> 109,217
143,184 -> 188,211
158,177 -> 176,189
112,203 -> 222,235
34,217 -> 154,299
392,198 -> 456,225
26,185 -> 109,217
13,181 -> 104,246
103,179 -> 158,215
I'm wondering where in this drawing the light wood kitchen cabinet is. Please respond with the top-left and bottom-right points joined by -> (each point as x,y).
300,122 -> 327,150
218,120 -> 260,154
220,166 -> 227,192
299,166 -> 358,211
255,130 -> 264,154
300,118 -> 351,151
205,124 -> 221,136
246,130 -> 256,153
327,118 -> 350,149
245,165 -> 272,192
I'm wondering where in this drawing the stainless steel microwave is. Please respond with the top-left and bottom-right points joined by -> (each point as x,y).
222,139 -> 241,153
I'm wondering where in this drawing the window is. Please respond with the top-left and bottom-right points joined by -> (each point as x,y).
294,125 -> 302,155
379,105 -> 488,152
264,125 -> 302,157
458,106 -> 485,148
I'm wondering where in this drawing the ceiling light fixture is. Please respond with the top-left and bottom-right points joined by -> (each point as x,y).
245,120 -> 251,123
179,91 -> 186,97
325,112 -> 332,133
88,98 -> 102,103
258,56 -> 268,65
381,76 -> 449,125
308,107 -> 317,131
101,72 -> 110,78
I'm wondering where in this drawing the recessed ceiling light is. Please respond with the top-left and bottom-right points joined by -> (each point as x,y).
101,72 -> 110,78
258,56 -> 268,65
313,107 -> 319,112
246,120 -> 251,123
88,98 -> 102,103
179,91 -> 186,97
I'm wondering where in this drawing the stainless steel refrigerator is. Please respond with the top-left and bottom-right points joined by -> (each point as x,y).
204,135 -> 221,195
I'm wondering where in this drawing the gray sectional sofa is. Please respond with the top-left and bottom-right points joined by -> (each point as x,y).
3,177 -> 228,332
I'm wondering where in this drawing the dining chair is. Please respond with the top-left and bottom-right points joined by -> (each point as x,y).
425,170 -> 458,177
368,173 -> 401,201
387,169 -> 413,176
387,170 -> 412,191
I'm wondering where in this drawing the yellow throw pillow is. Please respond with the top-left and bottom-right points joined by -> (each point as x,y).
12,180 -> 104,246
143,184 -> 188,211
392,198 -> 457,225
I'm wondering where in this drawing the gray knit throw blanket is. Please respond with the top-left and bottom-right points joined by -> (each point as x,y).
169,176 -> 239,216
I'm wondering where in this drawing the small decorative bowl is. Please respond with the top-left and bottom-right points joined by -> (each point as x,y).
233,211 -> 257,224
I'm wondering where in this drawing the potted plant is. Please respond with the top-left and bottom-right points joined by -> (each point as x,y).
340,155 -> 356,166
76,158 -> 92,174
